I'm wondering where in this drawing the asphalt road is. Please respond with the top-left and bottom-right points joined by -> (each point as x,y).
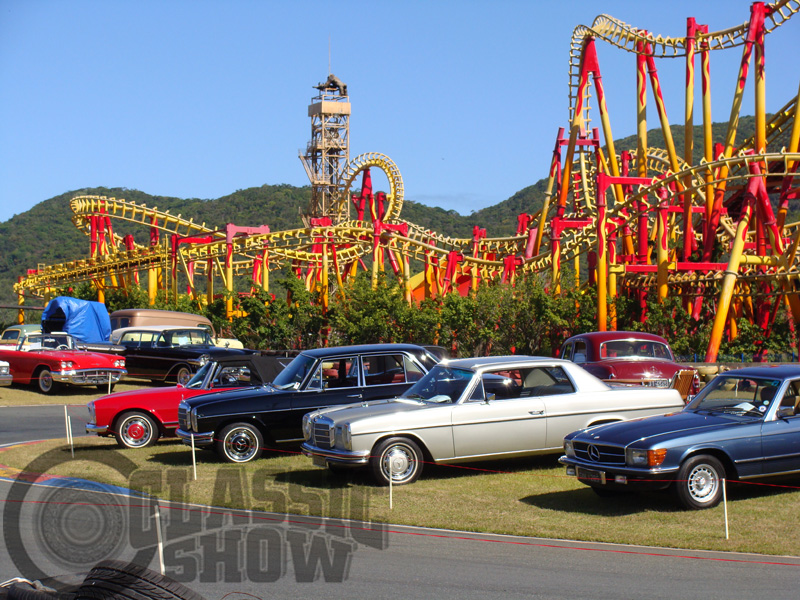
2,407 -> 800,599
0,404 -> 89,447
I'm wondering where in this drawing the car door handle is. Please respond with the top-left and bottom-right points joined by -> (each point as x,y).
347,394 -> 362,398
529,410 -> 545,416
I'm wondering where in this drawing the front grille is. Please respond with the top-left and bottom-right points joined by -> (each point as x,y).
574,441 -> 626,465
312,418 -> 334,449
73,370 -> 123,384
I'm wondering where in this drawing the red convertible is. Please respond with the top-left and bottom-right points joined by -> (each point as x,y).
0,332 -> 126,394
559,331 -> 696,398
86,353 -> 291,449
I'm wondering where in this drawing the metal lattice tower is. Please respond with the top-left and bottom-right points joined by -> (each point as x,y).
299,74 -> 351,223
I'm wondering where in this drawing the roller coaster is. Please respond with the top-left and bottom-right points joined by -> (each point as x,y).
13,1 -> 800,362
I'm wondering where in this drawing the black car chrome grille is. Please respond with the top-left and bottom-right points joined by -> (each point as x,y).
312,420 -> 334,449
574,441 -> 626,465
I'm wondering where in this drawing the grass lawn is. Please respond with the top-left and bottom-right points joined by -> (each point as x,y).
2,435 -> 800,557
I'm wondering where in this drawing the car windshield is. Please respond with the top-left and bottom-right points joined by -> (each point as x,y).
271,354 -> 316,390
18,333 -> 75,351
185,361 -> 213,389
599,339 -> 673,360
400,365 -> 475,403
686,375 -> 781,417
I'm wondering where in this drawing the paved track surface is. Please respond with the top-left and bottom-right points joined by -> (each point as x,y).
2,407 -> 799,599
0,405 -> 89,447
1,475 -> 799,600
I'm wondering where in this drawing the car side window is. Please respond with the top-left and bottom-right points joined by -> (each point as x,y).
364,354 -> 407,386
573,341 -> 587,363
480,369 -> 523,401
778,381 -> 800,417
519,367 -> 575,397
309,356 -> 358,390
404,356 -> 425,381
560,342 -> 573,360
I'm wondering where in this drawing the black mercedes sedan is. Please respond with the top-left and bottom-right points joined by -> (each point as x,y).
175,343 -> 441,462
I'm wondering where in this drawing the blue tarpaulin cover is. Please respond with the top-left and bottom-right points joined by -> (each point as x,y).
41,297 -> 111,343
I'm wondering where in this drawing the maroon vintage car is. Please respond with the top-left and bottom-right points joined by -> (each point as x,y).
86,353 -> 291,449
559,331 -> 696,394
0,332 -> 126,394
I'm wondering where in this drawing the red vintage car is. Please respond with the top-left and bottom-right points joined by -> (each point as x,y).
559,331 -> 696,396
86,353 -> 291,449
0,332 -> 126,394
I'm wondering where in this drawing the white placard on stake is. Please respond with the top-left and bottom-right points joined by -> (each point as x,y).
389,462 -> 393,510
723,478 -> 729,540
154,501 -> 165,575
191,434 -> 197,481
108,372 -> 112,395
67,415 -> 74,458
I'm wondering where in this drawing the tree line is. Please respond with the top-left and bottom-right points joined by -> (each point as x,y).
50,271 -> 796,363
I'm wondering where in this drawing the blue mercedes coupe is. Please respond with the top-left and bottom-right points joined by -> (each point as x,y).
560,365 -> 800,509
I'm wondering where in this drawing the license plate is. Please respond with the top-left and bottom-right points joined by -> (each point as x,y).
312,455 -> 327,468
577,467 -> 606,485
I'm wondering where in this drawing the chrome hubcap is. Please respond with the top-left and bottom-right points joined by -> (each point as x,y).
122,417 -> 151,447
382,446 -> 415,481
225,429 -> 258,461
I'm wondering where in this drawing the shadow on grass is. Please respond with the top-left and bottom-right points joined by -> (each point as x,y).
424,454 -> 563,482
277,454 -> 568,491
521,487 -> 679,515
522,474 -> 800,515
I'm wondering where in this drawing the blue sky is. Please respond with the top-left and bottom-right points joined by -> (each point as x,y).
1,0 -> 798,224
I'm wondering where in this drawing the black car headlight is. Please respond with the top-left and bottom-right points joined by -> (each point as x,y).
190,408 -> 199,432
564,440 -> 575,457
302,414 -> 313,441
626,448 -> 667,467
337,424 -> 352,450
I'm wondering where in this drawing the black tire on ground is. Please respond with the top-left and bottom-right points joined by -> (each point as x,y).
36,368 -> 60,395
114,411 -> 159,449
217,422 -> 264,463
76,559 -> 207,600
370,437 -> 424,486
672,454 -> 725,510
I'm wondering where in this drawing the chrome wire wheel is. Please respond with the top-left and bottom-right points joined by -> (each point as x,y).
218,423 -> 263,463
